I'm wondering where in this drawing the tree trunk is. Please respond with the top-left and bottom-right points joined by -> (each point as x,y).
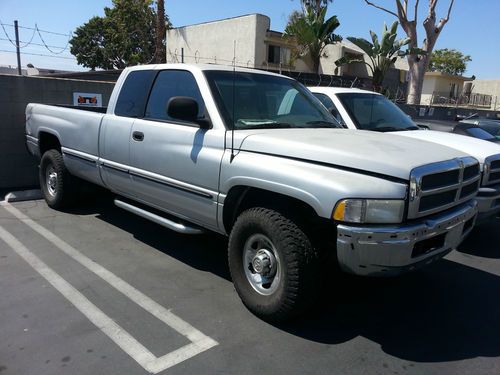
155,0 -> 166,64
372,68 -> 384,93
312,56 -> 321,74
407,51 -> 431,104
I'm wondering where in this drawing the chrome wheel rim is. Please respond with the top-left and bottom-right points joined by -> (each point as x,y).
243,233 -> 281,295
46,166 -> 58,197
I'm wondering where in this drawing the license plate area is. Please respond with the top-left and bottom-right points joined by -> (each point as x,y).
412,232 -> 446,258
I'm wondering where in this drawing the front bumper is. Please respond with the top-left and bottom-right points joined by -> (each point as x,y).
336,200 -> 478,277
476,184 -> 500,222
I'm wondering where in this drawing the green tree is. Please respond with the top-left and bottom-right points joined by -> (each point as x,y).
284,2 -> 341,73
335,21 -> 418,92
428,48 -> 471,76
70,0 -> 171,70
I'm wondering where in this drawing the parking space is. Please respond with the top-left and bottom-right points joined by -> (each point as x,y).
0,197 -> 499,375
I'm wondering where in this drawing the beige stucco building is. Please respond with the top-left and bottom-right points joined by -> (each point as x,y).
420,71 -> 472,106
166,13 -> 499,109
166,13 -> 407,80
166,14 -> 301,71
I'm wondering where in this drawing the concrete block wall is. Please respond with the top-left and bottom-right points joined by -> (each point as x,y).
0,74 -> 115,189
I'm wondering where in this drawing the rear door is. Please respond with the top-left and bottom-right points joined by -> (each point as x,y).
99,70 -> 156,197
128,69 -> 224,230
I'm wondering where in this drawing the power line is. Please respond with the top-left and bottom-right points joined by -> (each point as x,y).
18,27 -> 37,48
0,37 -> 68,51
0,49 -> 77,61
35,24 -> 71,54
0,20 -> 72,53
0,22 -> 16,47
20,24 -> 71,37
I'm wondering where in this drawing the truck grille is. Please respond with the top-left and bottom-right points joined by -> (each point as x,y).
483,154 -> 500,186
408,157 -> 480,219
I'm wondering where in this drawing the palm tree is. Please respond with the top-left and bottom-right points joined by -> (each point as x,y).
335,21 -> 419,92
284,3 -> 341,74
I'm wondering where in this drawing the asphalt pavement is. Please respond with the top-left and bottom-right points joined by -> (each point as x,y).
0,196 -> 499,375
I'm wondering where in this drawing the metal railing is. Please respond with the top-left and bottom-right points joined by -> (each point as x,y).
431,91 -> 494,108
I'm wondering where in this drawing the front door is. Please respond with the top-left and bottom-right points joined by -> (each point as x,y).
128,69 -> 224,230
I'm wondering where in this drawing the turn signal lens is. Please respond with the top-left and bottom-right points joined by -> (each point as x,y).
333,200 -> 346,221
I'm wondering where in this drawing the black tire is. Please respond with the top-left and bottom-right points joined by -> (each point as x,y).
39,149 -> 76,209
228,207 -> 320,322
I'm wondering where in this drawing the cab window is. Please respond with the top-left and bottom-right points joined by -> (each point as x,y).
145,70 -> 205,122
115,70 -> 157,118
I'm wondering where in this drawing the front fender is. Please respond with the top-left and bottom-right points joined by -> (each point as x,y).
219,151 -> 408,220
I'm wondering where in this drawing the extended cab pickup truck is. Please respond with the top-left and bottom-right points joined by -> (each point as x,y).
309,87 -> 500,222
26,64 -> 479,321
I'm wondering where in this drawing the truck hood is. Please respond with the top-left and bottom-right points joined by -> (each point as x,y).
393,130 -> 500,168
236,129 -> 470,181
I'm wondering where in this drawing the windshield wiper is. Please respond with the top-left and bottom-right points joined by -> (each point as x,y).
371,126 -> 419,132
236,121 -> 294,130
306,120 -> 343,128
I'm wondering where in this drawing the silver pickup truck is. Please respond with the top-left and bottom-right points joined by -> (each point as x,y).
26,64 -> 479,321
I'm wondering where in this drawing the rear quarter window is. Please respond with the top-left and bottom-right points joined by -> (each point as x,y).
115,70 -> 157,118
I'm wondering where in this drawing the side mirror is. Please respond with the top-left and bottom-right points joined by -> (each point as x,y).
167,96 -> 210,129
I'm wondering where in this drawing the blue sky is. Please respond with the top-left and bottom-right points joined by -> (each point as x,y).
0,0 -> 498,78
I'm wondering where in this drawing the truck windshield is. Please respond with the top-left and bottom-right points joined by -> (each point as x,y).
337,93 -> 420,132
204,70 -> 341,130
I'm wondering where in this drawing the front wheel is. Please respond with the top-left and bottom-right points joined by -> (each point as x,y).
228,207 -> 320,322
39,149 -> 76,209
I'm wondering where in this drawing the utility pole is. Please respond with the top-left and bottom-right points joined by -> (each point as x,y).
14,20 -> 22,75
155,0 -> 166,63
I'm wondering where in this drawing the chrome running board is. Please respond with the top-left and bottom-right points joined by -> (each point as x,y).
114,199 -> 204,235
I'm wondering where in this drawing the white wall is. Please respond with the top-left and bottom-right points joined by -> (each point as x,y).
421,75 -> 437,105
166,14 -> 267,68
470,80 -> 500,110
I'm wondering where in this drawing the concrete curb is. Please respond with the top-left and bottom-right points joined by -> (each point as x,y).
4,189 -> 43,203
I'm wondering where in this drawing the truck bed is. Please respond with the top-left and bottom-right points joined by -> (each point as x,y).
26,103 -> 106,186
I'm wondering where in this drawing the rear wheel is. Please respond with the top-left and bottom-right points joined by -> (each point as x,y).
39,149 -> 76,209
228,207 -> 320,322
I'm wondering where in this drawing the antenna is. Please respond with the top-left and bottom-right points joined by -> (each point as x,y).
230,40 -> 236,162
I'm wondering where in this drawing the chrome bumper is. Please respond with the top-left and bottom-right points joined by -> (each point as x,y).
336,200 -> 478,277
476,184 -> 500,222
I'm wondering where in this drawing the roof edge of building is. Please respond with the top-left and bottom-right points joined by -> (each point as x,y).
169,13 -> 270,30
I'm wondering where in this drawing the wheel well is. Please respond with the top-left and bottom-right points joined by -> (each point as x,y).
223,186 -> 321,233
39,132 -> 61,156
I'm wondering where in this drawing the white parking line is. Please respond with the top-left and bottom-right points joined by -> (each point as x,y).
0,225 -> 159,368
0,203 -> 218,374
445,250 -> 500,277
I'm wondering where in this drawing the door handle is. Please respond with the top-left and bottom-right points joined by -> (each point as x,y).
132,131 -> 144,141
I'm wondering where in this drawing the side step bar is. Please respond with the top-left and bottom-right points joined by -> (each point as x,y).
114,199 -> 204,235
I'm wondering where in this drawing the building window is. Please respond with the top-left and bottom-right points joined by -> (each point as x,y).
268,45 -> 290,65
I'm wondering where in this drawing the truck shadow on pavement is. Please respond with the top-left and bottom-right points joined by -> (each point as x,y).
67,194 -> 232,281
457,218 -> 500,259
66,195 -> 500,364
280,261 -> 500,363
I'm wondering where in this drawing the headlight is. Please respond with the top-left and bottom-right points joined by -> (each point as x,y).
333,199 -> 405,224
